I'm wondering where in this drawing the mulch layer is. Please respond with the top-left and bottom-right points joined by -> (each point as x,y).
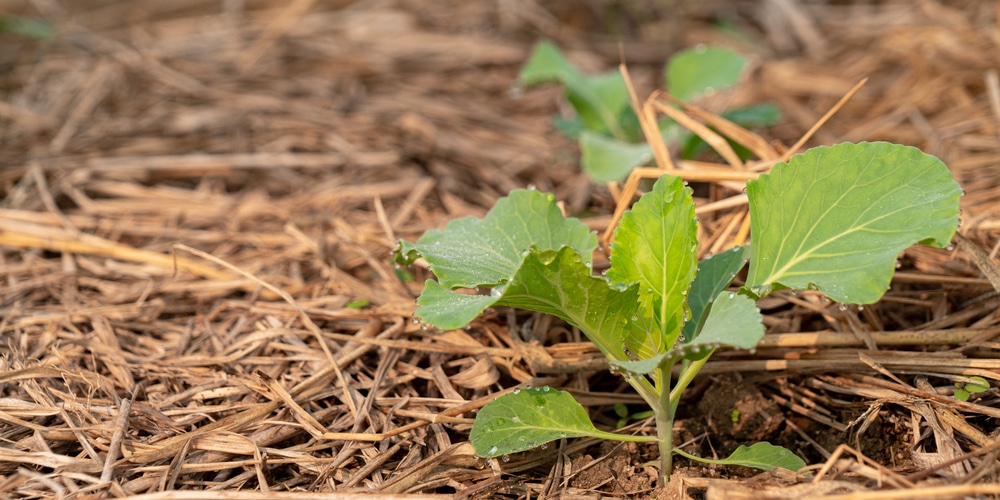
2,1 -> 1000,498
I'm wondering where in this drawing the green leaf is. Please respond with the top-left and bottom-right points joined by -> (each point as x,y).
412,281 -> 499,330
344,299 -> 369,309
667,47 -> 747,103
470,387 -> 656,457
395,189 -> 597,289
694,290 -> 764,350
494,247 -> 646,362
745,142 -> 962,303
519,41 -> 632,140
607,176 -> 698,359
682,246 -> 749,343
683,442 -> 807,472
965,376 -> 990,393
580,131 -> 653,182
414,246 -> 646,353
954,388 -> 970,402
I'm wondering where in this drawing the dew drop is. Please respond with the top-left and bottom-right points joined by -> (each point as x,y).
488,446 -> 499,455
502,454 -> 510,462
512,416 -> 520,423
527,184 -> 537,191
728,292 -> 735,299
540,443 -> 548,450
946,245 -> 955,252
513,388 -> 521,394
895,261 -> 902,269
519,436 -> 525,441
411,317 -> 419,324
838,304 -> 847,311
681,290 -> 687,296
857,305 -> 864,311
630,314 -> 638,321
542,386 -> 551,391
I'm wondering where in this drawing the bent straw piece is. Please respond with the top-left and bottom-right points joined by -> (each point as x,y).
782,77 -> 868,162
651,98 -> 745,170
659,93 -> 781,161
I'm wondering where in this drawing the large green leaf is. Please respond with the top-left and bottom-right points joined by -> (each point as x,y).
495,247 -> 647,363
519,41 -> 632,140
580,131 -> 653,182
470,387 -> 656,458
395,189 -> 597,290
745,142 -> 961,303
681,246 -> 749,343
607,176 -> 698,359
667,47 -> 747,103
414,247 -> 646,357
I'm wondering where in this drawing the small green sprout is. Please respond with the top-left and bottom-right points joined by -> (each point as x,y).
614,403 -> 655,429
954,376 -> 990,402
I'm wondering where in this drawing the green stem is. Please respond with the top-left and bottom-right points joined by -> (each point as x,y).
669,349 -> 714,407
655,364 -> 673,483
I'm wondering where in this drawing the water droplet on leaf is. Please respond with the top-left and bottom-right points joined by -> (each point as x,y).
502,454 -> 510,463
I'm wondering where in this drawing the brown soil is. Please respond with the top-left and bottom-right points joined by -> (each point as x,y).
3,1 -> 1000,499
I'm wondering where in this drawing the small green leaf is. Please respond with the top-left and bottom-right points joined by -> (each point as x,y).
395,189 -> 597,289
965,376 -> 990,393
745,142 -> 961,303
718,443 -> 807,472
675,442 -> 806,473
608,176 -> 698,359
344,299 -> 369,309
667,47 -> 747,103
470,387 -> 656,457
580,131 -> 653,182
954,388 -> 970,402
519,41 -> 632,140
694,290 -> 764,350
682,246 -> 749,343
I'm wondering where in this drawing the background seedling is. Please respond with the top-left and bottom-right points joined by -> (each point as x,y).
518,41 -> 780,182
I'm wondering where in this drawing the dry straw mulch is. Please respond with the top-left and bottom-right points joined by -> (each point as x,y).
2,0 -> 1000,498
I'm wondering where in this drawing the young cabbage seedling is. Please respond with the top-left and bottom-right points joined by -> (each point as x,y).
395,142 -> 961,482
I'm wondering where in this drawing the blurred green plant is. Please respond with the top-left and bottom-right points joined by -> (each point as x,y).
0,15 -> 53,40
518,41 -> 780,182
